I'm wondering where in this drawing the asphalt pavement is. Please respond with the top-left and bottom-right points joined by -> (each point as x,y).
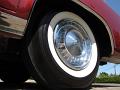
0,79 -> 120,90
91,83 -> 120,90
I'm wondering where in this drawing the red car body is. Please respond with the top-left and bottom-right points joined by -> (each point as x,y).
0,0 -> 120,88
1,0 -> 119,63
0,0 -> 34,19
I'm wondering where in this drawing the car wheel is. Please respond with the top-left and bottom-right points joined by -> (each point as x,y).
27,11 -> 99,88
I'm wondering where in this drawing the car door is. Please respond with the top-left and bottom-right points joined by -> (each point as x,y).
0,0 -> 19,12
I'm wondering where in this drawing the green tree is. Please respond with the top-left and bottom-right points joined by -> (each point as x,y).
99,72 -> 109,78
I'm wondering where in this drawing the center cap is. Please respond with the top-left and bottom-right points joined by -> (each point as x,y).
54,19 -> 92,71
65,30 -> 83,56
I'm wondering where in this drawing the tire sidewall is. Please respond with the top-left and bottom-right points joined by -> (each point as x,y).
28,10 -> 99,88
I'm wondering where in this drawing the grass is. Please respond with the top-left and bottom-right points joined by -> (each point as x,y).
95,76 -> 120,84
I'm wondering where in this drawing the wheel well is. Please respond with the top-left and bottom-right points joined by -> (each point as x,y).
24,0 -> 112,57
69,2 -> 112,57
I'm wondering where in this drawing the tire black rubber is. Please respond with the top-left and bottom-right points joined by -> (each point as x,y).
26,11 -> 99,88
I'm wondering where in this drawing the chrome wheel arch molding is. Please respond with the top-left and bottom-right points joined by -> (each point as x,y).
72,0 -> 114,55
27,0 -> 114,55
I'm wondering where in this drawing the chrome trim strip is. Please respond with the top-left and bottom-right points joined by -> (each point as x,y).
101,52 -> 120,64
0,12 -> 27,39
101,57 -> 120,64
72,0 -> 114,55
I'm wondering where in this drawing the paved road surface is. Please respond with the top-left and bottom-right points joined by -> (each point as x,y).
0,79 -> 120,90
91,83 -> 120,90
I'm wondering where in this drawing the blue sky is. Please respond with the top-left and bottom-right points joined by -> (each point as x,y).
97,63 -> 120,76
104,0 -> 120,16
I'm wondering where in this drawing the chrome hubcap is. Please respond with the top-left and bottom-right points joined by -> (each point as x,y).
54,19 -> 92,71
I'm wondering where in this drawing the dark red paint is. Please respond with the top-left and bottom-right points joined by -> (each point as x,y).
0,0 -> 19,11
0,0 -> 35,19
17,0 -> 35,19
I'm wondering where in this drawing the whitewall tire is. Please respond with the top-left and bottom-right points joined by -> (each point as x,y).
27,11 -> 99,88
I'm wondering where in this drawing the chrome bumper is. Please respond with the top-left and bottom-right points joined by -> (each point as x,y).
0,12 -> 27,39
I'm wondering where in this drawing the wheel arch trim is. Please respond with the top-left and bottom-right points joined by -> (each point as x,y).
72,0 -> 114,55
26,0 -> 114,55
